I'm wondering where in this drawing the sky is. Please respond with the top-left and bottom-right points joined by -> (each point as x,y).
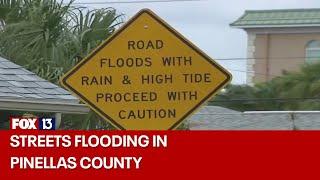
76,0 -> 320,84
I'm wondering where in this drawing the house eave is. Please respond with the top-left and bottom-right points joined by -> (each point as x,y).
231,24 -> 320,29
0,98 -> 90,114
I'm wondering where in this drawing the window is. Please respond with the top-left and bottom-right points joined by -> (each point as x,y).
306,40 -> 320,63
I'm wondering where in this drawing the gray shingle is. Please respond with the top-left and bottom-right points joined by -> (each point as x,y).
35,88 -> 61,95
20,69 -> 35,75
1,75 -> 24,81
1,61 -> 21,68
36,81 -> 59,88
0,81 -> 13,87
8,81 -> 24,87
0,92 -> 22,98
8,87 -> 32,94
0,56 -> 79,103
26,88 -> 43,94
0,68 -> 28,75
16,74 -> 44,81
0,57 -> 8,62
16,81 -> 40,88
0,62 -> 9,68
0,87 -> 12,93
189,107 -> 294,130
37,93 -> 59,99
56,95 -> 78,100
55,88 -> 71,94
189,109 -> 320,130
23,93 -> 44,99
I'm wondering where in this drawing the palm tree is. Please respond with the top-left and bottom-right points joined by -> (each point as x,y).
0,0 -> 23,25
0,0 -> 123,129
69,7 -> 122,60
0,0 -> 123,83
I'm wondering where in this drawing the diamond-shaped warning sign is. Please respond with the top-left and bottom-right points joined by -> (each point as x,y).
61,9 -> 231,130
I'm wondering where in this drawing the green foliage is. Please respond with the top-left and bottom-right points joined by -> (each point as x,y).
211,62 -> 320,111
0,0 -> 123,83
60,111 -> 116,130
68,8 -> 123,59
0,0 -> 123,130
0,0 -> 72,70
0,0 -> 24,25
210,84 -> 259,111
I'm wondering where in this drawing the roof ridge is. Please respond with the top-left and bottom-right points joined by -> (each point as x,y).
245,8 -> 320,13
242,17 -> 320,21
231,8 -> 320,28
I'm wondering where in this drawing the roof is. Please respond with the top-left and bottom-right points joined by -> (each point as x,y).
230,8 -> 320,28
0,56 -> 89,114
189,107 -> 320,130
188,106 -> 242,129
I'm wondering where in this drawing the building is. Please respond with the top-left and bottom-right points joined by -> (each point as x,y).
231,9 -> 320,85
188,106 -> 320,130
0,56 -> 89,128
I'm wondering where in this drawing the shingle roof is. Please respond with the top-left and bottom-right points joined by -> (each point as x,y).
188,106 -> 244,129
230,8 -> 320,28
189,107 -> 320,130
0,56 -> 78,103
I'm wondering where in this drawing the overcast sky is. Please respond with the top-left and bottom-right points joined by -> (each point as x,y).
76,0 -> 320,84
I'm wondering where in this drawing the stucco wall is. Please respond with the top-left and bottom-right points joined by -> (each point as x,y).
253,34 -> 269,83
245,28 -> 320,84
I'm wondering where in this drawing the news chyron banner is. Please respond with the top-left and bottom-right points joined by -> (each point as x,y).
2,130 -> 320,179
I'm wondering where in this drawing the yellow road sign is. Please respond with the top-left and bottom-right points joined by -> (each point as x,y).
61,9 -> 232,130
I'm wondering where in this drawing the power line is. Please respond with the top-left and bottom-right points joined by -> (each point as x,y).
74,0 -> 203,4
211,97 -> 320,103
229,69 -> 279,77
214,57 -> 320,61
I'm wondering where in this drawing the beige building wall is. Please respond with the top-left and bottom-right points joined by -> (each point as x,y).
246,28 -> 320,84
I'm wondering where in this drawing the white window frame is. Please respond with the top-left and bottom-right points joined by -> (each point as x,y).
306,40 -> 320,62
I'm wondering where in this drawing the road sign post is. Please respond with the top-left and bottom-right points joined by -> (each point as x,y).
61,9 -> 231,130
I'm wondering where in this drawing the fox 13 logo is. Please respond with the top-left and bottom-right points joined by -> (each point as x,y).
10,117 -> 56,130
